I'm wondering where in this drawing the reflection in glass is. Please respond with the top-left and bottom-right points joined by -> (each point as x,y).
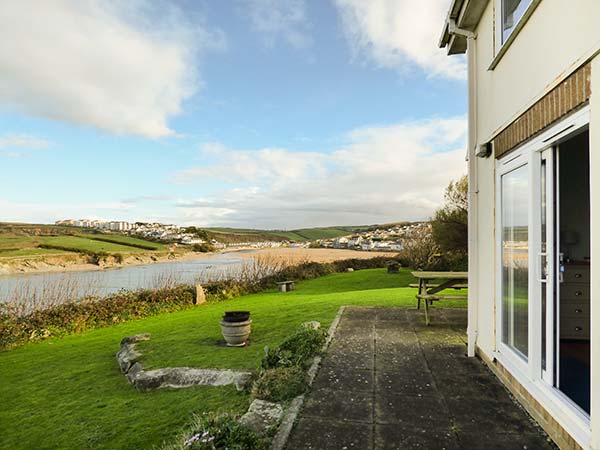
502,0 -> 533,43
502,164 -> 529,358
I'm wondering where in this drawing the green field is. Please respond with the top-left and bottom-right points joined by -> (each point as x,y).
207,225 -> 374,242
0,223 -> 164,258
0,268 -> 466,449
38,236 -> 158,253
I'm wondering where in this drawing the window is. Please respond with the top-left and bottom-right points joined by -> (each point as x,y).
501,0 -> 533,43
501,163 -> 529,358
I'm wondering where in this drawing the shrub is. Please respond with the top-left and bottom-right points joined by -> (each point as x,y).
164,413 -> 268,450
191,243 -> 216,253
261,325 -> 327,370
251,366 -> 307,402
397,225 -> 443,271
0,285 -> 195,349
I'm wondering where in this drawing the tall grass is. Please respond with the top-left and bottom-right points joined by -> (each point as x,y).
1,274 -> 101,316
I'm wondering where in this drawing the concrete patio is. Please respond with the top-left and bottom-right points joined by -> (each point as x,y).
286,307 -> 556,450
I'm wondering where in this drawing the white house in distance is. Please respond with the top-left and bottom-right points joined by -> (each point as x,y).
440,1 -> 598,449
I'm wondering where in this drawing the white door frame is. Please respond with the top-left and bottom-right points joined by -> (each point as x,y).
494,106 -> 591,449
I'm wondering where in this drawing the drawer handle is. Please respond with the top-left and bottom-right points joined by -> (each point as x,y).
575,327 -> 583,332
575,273 -> 582,279
575,291 -> 583,296
575,309 -> 583,314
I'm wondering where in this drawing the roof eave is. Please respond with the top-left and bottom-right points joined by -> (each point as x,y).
439,0 -> 489,55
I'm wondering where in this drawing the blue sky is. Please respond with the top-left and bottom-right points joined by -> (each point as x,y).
0,0 -> 467,229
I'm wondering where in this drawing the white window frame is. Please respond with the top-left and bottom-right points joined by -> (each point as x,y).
492,0 -> 541,64
494,105 -> 591,450
495,150 -> 530,377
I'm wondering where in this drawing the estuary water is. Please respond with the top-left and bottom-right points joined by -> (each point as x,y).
0,251 -> 250,303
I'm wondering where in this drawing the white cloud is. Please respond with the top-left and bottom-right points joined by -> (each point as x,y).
173,117 -> 467,228
0,133 -> 52,158
240,0 -> 312,49
0,198 -> 134,224
333,0 -> 466,79
0,1 -> 221,138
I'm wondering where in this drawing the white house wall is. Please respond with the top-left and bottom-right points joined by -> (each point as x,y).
475,0 -> 600,143
468,1 -> 600,448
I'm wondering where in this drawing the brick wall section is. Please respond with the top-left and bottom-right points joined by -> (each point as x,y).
477,347 -> 584,450
494,62 -> 592,158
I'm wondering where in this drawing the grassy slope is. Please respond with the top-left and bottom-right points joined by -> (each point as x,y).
0,268 -> 466,450
208,226 -> 367,242
0,230 -> 165,259
87,234 -> 165,250
38,235 -> 154,254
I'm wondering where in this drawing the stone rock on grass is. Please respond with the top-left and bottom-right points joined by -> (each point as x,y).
302,321 -> 321,330
120,333 -> 151,346
130,367 -> 253,392
116,343 -> 143,373
239,399 -> 284,434
126,362 -> 144,383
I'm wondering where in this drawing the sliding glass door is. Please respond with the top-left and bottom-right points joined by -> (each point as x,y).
500,163 -> 529,359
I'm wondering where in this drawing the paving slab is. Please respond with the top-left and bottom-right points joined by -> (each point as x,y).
301,388 -> 373,423
285,307 -> 557,450
286,417 -> 373,450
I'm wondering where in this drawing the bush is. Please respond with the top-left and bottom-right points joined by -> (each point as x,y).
164,413 -> 268,450
397,226 -> 443,271
261,325 -> 327,370
191,243 -> 216,253
0,285 -> 195,349
251,366 -> 307,402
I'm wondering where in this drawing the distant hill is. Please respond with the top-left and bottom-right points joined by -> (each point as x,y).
205,223 -> 406,243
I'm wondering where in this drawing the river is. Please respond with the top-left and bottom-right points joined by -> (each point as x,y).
0,251 -> 250,304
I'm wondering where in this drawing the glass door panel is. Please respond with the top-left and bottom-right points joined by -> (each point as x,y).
501,164 -> 529,358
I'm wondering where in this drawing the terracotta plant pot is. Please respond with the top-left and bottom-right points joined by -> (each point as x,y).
221,311 -> 252,347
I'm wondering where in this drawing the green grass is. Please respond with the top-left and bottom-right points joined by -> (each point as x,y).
38,236 -> 155,254
0,268 -> 466,449
0,226 -> 164,259
206,226 -> 366,242
87,235 -> 165,250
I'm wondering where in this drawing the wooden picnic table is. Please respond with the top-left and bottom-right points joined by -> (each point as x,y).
411,271 -> 468,325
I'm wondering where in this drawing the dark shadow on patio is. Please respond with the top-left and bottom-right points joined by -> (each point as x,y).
286,306 -> 557,450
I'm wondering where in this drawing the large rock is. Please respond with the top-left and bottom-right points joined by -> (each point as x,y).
239,399 -> 284,434
116,343 -> 143,373
302,321 -> 320,330
129,367 -> 253,391
120,333 -> 151,346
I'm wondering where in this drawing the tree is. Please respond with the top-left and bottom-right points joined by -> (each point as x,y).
431,175 -> 468,254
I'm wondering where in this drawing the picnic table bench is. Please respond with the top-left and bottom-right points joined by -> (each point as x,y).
276,281 -> 295,293
411,271 -> 468,325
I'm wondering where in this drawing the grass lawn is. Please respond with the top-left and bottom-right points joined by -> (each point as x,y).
0,230 -> 164,259
39,236 -> 154,254
0,268 -> 466,450
87,234 -> 165,251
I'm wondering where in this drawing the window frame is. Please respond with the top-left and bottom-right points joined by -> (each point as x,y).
491,0 -> 541,70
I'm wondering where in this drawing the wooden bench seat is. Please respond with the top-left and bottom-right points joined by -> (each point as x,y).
409,283 -> 468,290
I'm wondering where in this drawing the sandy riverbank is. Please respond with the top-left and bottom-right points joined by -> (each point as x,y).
0,251 -> 218,276
232,247 -> 395,263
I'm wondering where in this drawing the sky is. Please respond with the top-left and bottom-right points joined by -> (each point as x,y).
0,0 -> 467,229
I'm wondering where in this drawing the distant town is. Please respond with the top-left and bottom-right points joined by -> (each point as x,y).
54,219 -> 426,252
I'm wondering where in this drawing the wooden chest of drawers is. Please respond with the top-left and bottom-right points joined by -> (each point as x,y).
560,264 -> 590,340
